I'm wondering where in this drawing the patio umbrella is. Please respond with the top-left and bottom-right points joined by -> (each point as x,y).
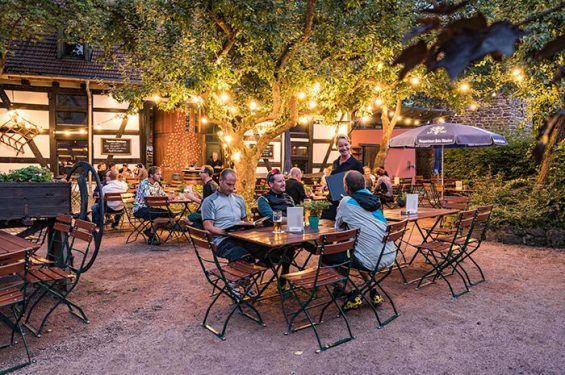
388,123 -> 507,188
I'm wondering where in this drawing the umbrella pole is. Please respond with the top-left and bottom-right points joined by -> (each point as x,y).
441,145 -> 444,199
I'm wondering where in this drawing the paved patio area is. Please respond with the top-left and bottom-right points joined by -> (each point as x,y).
2,228 -> 564,375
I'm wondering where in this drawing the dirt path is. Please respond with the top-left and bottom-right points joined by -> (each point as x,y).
1,232 -> 564,375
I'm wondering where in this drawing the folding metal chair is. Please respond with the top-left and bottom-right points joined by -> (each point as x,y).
422,195 -> 470,239
0,249 -> 32,373
281,228 -> 359,352
453,205 -> 493,286
24,219 -> 97,337
415,209 -> 477,298
123,193 -> 151,244
348,220 -> 408,327
187,227 -> 267,340
145,196 -> 186,244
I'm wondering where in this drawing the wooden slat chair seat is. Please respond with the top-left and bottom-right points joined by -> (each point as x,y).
281,228 -> 359,353
30,214 -> 73,267
415,210 -> 478,298
23,219 -> 97,337
0,248 -> 32,373
346,220 -> 408,327
188,227 -> 268,340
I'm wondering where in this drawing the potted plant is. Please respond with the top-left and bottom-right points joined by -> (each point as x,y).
300,200 -> 331,230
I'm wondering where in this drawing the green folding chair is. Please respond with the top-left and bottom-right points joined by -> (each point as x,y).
24,219 -> 97,337
187,227 -> 267,340
348,220 -> 408,327
0,249 -> 33,374
281,228 -> 359,353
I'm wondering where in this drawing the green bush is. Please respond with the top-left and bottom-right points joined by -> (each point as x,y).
0,166 -> 53,182
444,134 -> 537,181
469,143 -> 564,234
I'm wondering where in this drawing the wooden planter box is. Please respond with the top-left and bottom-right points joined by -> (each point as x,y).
0,182 -> 71,222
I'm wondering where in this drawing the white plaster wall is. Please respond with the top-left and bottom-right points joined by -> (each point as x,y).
313,144 -> 339,163
9,91 -> 49,105
313,124 -> 337,140
93,95 -> 129,109
93,112 -> 139,131
93,135 -> 140,159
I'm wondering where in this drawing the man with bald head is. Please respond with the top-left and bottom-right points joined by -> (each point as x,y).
285,167 -> 307,205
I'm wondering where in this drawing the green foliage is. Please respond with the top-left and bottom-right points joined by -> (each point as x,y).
0,166 -> 53,182
469,143 -> 564,233
299,200 -> 332,217
443,135 -> 538,181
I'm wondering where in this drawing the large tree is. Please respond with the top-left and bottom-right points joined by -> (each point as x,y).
98,0 -> 470,203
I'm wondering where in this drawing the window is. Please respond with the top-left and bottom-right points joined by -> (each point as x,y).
63,42 -> 85,58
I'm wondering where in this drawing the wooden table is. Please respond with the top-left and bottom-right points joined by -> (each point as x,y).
0,230 -> 40,256
228,220 -> 336,248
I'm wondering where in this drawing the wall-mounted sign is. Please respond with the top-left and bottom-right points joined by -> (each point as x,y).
261,144 -> 274,158
101,138 -> 131,155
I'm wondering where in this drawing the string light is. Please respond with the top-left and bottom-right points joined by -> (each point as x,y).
414,120 -> 421,125
249,101 -> 259,111
491,92 -> 497,97
312,82 -> 321,94
297,92 -> 306,100
469,103 -> 478,111
389,111 -> 395,117
361,116 -> 370,124
299,116 -> 308,124
405,118 -> 412,125
397,115 -> 403,120
374,84 -> 382,92
219,93 -> 229,103
410,77 -> 420,86
308,100 -> 317,109
152,95 -> 161,103
224,135 -> 233,144
374,98 -> 383,106
232,152 -> 241,162
201,116 -> 208,124
438,117 -> 445,123
459,82 -> 471,92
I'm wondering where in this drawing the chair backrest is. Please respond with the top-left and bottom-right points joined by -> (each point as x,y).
0,250 -> 27,279
145,196 -> 169,209
376,220 -> 408,271
317,228 -> 359,256
0,249 -> 30,309
251,207 -> 262,221
67,219 -> 97,275
473,205 -> 494,241
187,226 -> 229,282
104,192 -> 124,204
441,195 -> 470,210
449,209 -> 478,248
48,214 -> 73,265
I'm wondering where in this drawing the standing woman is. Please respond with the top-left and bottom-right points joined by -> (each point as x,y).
322,134 -> 364,220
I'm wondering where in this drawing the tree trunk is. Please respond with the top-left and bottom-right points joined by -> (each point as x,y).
536,115 -> 564,186
374,99 -> 401,167
233,151 -> 261,210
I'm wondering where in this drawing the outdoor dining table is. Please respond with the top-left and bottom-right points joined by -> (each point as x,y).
0,230 -> 41,257
227,220 -> 337,298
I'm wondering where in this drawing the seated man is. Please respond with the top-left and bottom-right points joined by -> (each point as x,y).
92,170 -> 128,229
185,165 -> 219,229
202,168 -> 269,263
284,167 -> 307,205
133,166 -> 170,245
323,170 -> 395,310
257,168 -> 295,224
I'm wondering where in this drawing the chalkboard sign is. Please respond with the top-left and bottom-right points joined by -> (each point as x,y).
101,138 -> 131,155
261,144 -> 274,158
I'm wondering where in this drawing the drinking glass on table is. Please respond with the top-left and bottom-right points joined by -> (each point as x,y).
272,210 -> 283,234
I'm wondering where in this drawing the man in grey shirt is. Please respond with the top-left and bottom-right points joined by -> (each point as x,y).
202,168 -> 268,262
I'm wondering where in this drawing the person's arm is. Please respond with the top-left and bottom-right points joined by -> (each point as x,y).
257,196 -> 273,221
298,183 -> 307,202
203,220 -> 228,236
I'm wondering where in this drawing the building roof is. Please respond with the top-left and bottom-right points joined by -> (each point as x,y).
3,33 -> 135,82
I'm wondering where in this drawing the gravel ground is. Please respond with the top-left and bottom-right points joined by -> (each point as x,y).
1,225 -> 564,375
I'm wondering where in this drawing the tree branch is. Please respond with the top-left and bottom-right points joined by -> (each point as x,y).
207,1 -> 239,65
274,0 -> 317,80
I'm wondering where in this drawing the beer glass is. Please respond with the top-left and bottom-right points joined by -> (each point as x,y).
272,210 -> 283,234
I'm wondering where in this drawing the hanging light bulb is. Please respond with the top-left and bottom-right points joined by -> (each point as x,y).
249,101 -> 258,111
297,92 -> 306,100
308,100 -> 317,109
459,82 -> 471,92
201,117 -> 208,124
219,93 -> 229,103
414,119 -> 421,125
410,77 -> 420,86
224,135 -> 232,144
374,98 -> 383,106
232,152 -> 241,162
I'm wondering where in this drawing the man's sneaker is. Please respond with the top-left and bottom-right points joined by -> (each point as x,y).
370,289 -> 384,306
147,236 -> 161,246
143,228 -> 152,238
227,282 -> 242,301
342,292 -> 363,311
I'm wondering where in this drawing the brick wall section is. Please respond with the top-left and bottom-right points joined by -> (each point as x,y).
447,95 -> 532,134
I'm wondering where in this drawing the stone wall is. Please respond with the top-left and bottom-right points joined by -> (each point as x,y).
488,228 -> 565,249
447,95 -> 532,133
